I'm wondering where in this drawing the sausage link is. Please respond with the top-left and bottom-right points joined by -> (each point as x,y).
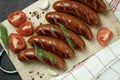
73,0 -> 106,13
18,48 -> 66,70
35,24 -> 85,51
45,12 -> 93,40
28,36 -> 74,59
53,1 -> 100,25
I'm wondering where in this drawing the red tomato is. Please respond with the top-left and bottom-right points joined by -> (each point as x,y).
16,21 -> 34,36
8,33 -> 26,53
7,10 -> 26,27
97,27 -> 113,46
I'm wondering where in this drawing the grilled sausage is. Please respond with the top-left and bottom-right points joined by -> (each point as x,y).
35,24 -> 85,51
73,0 -> 106,13
18,48 -> 66,69
45,12 -> 93,40
53,1 -> 100,25
28,36 -> 74,58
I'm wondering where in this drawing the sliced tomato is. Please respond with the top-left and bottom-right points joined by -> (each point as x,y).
97,27 -> 113,46
16,21 -> 34,36
7,10 -> 26,27
8,33 -> 26,53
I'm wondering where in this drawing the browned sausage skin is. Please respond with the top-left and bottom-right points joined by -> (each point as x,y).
18,48 -> 66,69
53,1 -> 100,25
35,24 -> 85,51
73,0 -> 106,13
28,36 -> 74,59
45,12 -> 93,40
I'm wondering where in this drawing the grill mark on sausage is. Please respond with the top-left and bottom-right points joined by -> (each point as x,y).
50,29 -> 58,38
41,29 -> 47,35
93,0 -> 97,10
53,1 -> 100,25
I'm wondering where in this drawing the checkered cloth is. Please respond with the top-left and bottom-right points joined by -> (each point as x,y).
108,0 -> 120,22
51,0 -> 120,80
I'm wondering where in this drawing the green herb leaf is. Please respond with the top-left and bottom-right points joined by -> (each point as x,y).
33,43 -> 56,64
58,23 -> 75,51
33,43 -> 44,62
0,23 -> 9,55
51,24 -> 57,32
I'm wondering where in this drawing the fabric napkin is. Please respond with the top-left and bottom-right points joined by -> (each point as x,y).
107,0 -> 120,22
50,0 -> 120,80
97,58 -> 120,80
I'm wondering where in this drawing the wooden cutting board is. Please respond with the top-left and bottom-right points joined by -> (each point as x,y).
1,0 -> 120,80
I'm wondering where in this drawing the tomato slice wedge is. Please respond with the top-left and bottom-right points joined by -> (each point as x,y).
16,21 -> 34,36
7,10 -> 26,27
8,33 -> 26,53
97,27 -> 113,46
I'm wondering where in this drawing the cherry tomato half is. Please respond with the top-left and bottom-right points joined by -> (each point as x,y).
97,27 -> 113,46
16,21 -> 34,36
8,33 -> 26,53
7,10 -> 26,27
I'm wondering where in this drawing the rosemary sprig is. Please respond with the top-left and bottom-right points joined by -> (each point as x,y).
33,43 -> 56,64
34,43 -> 43,62
58,23 -> 75,51
51,24 -> 58,32
0,23 -> 9,55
